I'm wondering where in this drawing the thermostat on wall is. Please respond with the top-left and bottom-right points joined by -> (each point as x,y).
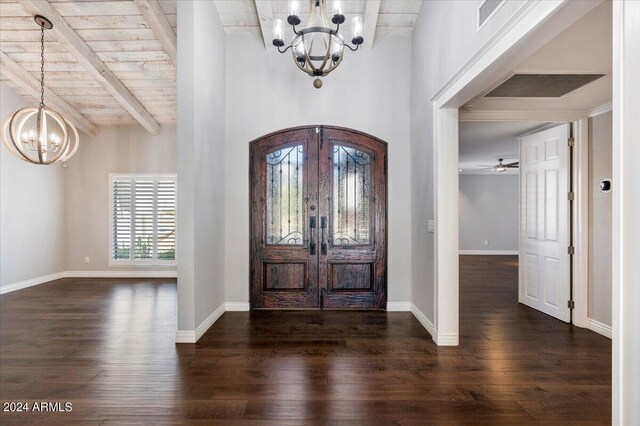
600,179 -> 612,193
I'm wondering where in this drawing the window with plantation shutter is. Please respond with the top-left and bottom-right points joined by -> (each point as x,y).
110,174 -> 177,265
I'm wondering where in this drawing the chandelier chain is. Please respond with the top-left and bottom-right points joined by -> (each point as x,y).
40,25 -> 45,108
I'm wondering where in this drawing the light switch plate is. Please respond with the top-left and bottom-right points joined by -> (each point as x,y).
427,220 -> 435,233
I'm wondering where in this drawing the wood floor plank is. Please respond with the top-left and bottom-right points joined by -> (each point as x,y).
0,256 -> 611,423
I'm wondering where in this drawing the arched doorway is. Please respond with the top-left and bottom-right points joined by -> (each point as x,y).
250,126 -> 387,309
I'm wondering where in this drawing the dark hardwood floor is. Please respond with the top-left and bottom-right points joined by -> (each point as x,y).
0,256 -> 611,424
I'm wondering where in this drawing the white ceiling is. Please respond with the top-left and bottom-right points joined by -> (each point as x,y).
459,121 -> 549,175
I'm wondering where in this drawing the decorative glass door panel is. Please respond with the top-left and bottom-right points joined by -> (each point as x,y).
266,145 -> 304,245
332,145 -> 371,246
251,126 -> 386,310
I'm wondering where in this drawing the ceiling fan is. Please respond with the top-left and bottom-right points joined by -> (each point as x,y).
477,158 -> 519,172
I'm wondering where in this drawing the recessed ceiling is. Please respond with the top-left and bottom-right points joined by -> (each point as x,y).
485,73 -> 605,98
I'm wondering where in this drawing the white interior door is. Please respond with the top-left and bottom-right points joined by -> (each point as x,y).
519,124 -> 571,322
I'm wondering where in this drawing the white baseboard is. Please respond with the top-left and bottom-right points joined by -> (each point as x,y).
0,271 -> 67,295
587,318 -> 612,339
175,303 -> 228,343
459,250 -> 519,255
410,303 -> 437,342
386,302 -> 411,311
1,270 -> 178,295
65,270 -> 177,278
175,330 -> 196,343
195,304 -> 225,341
225,302 -> 250,311
435,333 -> 460,345
410,303 -> 459,346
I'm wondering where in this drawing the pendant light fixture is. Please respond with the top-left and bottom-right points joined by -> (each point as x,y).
272,0 -> 364,88
1,15 -> 79,165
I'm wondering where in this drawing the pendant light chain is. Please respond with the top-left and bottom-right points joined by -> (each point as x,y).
40,25 -> 45,108
39,26 -> 45,108
1,14 -> 80,165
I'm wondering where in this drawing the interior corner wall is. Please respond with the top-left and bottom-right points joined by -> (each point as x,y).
588,112 -> 612,327
177,0 -> 226,333
0,82 -> 66,288
459,174 -> 519,252
64,124 -> 177,272
223,33 -> 412,306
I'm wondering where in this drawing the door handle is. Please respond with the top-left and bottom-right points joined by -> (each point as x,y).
309,216 -> 317,255
321,216 -> 327,255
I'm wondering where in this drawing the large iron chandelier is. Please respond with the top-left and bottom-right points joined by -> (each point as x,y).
272,0 -> 364,88
2,16 -> 79,165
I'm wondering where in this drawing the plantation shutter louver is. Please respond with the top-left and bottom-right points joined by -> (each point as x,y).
112,180 -> 132,260
156,180 -> 176,260
134,180 -> 155,260
111,175 -> 176,264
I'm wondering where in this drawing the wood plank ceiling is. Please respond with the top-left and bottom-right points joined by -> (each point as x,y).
0,0 -> 177,134
215,1 -> 422,45
0,1 -> 422,134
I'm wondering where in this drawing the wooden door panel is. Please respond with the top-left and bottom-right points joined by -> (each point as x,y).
263,262 -> 307,290
330,262 -> 374,290
250,128 -> 319,308
319,128 -> 387,309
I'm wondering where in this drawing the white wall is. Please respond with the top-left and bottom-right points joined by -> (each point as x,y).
224,33 -> 412,305
176,0 -> 226,333
0,82 -> 67,289
588,112 -> 612,327
459,174 -> 519,252
65,124 -> 177,272
410,0 -> 528,322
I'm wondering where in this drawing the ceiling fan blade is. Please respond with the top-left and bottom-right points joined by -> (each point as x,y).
505,164 -> 519,168
504,161 -> 519,167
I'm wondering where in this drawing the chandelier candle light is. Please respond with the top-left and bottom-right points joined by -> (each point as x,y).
273,0 -> 364,88
1,16 -> 79,165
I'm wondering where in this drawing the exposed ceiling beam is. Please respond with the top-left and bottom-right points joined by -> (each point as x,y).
19,0 -> 160,135
254,0 -> 274,49
135,0 -> 177,65
0,51 -> 98,136
363,0 -> 381,51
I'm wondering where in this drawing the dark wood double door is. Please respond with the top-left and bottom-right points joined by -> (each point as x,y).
250,126 -> 387,309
